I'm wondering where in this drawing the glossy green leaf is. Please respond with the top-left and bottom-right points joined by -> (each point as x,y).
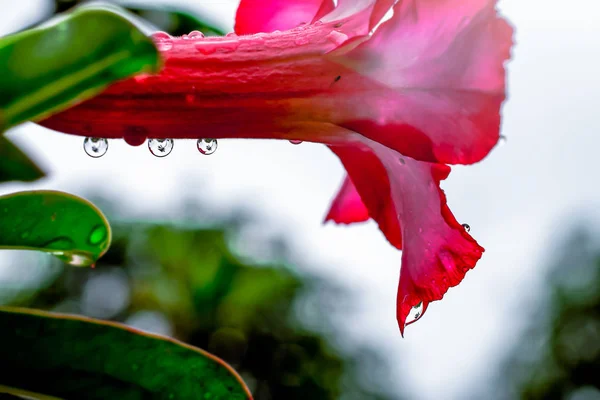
0,7 -> 160,133
0,307 -> 252,400
0,190 -> 111,266
0,136 -> 45,183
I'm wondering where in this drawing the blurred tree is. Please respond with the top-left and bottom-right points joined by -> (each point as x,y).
488,225 -> 600,400
5,197 -> 402,400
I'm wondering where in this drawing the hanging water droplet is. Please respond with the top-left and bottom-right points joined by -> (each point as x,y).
151,31 -> 173,51
405,301 -> 424,325
84,137 -> 108,158
148,139 -> 174,157
188,30 -> 204,39
462,223 -> 471,232
197,138 -> 218,155
289,140 -> 303,145
52,251 -> 95,267
499,135 -> 507,145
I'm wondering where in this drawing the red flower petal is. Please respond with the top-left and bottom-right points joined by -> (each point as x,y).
324,176 -> 370,225
334,0 -> 513,164
235,0 -> 334,35
330,141 -> 484,335
328,146 -> 402,250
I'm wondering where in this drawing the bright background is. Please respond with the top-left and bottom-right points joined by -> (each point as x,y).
1,0 -> 599,399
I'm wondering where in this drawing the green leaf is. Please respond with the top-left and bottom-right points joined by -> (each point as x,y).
0,136 -> 45,183
0,7 -> 161,133
0,307 -> 252,400
0,190 -> 111,267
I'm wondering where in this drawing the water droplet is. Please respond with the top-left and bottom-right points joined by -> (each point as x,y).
462,223 -> 471,232
226,32 -> 238,37
148,139 -> 174,157
151,31 -> 173,51
194,40 -> 239,55
499,135 -> 507,145
326,30 -> 348,46
188,30 -> 204,39
84,138 -> 108,158
289,140 -> 303,145
52,251 -> 95,267
405,301 -> 424,325
294,36 -> 310,46
89,225 -> 108,246
197,138 -> 218,155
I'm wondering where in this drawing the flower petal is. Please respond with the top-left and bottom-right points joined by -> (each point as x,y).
319,0 -> 396,37
330,141 -> 484,335
235,0 -> 335,35
328,146 -> 402,250
333,0 -> 513,164
324,176 -> 370,225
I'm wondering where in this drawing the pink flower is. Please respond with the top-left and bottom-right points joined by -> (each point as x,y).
40,0 -> 513,335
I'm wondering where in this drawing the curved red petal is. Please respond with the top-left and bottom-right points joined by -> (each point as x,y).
334,0 -> 513,164
329,145 -> 402,249
330,141 -> 484,335
324,176 -> 370,225
235,0 -> 334,35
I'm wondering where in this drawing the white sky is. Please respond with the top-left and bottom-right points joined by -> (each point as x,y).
1,0 -> 600,399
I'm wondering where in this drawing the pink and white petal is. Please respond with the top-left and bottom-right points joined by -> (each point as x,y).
331,0 -> 513,164
330,141 -> 484,335
319,0 -> 396,38
324,176 -> 370,224
235,0 -> 334,35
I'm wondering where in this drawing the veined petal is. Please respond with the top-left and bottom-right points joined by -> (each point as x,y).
235,0 -> 334,35
324,176 -> 370,225
330,140 -> 484,335
332,0 -> 513,164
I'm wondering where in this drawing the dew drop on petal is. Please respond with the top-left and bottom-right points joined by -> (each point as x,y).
84,137 -> 108,158
289,140 -> 303,145
326,30 -> 348,46
148,139 -> 174,157
405,301 -> 424,325
462,223 -> 471,232
151,31 -> 173,51
197,138 -> 218,155
226,32 -> 238,37
188,30 -> 204,39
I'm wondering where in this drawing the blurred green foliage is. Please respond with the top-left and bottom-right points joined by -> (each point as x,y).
51,0 -> 226,36
3,199 -> 400,400
492,227 -> 600,399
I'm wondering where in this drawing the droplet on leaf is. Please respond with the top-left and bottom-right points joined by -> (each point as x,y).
84,138 -> 108,158
148,139 -> 174,157
88,224 -> 108,246
197,138 -> 217,155
462,223 -> 471,232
